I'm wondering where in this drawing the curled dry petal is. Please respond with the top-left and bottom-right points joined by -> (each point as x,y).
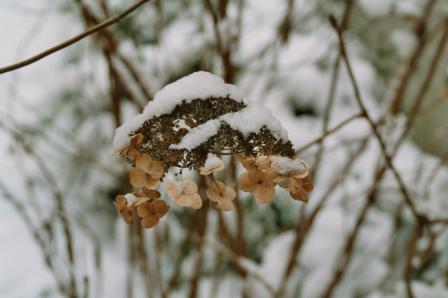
299,175 -> 313,193
199,159 -> 225,175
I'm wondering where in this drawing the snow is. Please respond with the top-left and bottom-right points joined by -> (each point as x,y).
113,71 -> 244,152
271,156 -> 308,175
170,102 -> 288,150
204,153 -> 222,169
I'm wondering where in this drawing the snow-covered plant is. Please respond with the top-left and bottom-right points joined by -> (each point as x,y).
112,72 -> 313,228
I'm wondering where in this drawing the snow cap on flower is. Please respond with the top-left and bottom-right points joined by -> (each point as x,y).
200,153 -> 225,175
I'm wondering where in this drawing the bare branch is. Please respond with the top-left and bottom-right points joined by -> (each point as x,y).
0,0 -> 151,74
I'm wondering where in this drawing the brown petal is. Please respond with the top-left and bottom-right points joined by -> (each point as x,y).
238,172 -> 256,192
130,133 -> 144,146
137,203 -> 151,218
142,188 -> 161,199
122,209 -> 134,224
149,159 -> 165,178
152,200 -> 170,218
135,154 -> 153,172
290,188 -> 309,203
141,215 -> 159,229
114,195 -> 127,208
129,169 -> 148,188
300,176 -> 313,193
143,177 -> 161,189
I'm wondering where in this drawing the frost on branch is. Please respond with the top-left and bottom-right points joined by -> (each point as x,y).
113,71 -> 312,228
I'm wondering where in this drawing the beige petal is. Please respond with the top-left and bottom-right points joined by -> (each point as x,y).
238,172 -> 256,192
224,186 -> 237,201
206,187 -> 223,202
248,169 -> 266,183
164,180 -> 181,199
182,179 -> 198,195
254,186 -> 275,204
172,195 -> 191,207
217,200 -> 233,211
189,193 -> 203,209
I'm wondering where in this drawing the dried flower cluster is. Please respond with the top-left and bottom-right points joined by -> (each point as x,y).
113,73 -> 313,228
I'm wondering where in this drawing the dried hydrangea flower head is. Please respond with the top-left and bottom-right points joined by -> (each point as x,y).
112,71 -> 313,226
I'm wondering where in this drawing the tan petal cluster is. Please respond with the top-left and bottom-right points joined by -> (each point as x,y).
137,199 -> 170,228
206,180 -> 236,211
164,179 -> 202,209
199,155 -> 225,175
238,169 -> 275,203
129,154 -> 165,189
114,188 -> 169,229
237,155 -> 313,204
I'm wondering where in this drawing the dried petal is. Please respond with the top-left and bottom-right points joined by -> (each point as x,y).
238,172 -> 256,192
141,215 -> 159,228
152,200 -> 170,218
182,179 -> 198,195
216,199 -> 233,211
254,186 -> 275,204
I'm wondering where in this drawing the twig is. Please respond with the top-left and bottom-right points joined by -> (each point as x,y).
330,15 -> 424,223
295,113 -> 363,154
0,0 -> 151,74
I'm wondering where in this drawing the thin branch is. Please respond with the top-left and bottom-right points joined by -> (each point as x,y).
295,113 -> 363,154
330,15 -> 424,223
0,0 -> 151,74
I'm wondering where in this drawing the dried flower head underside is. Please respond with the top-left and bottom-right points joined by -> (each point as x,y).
113,71 -> 313,229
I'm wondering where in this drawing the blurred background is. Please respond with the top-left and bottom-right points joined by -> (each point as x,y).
1,0 -> 448,297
